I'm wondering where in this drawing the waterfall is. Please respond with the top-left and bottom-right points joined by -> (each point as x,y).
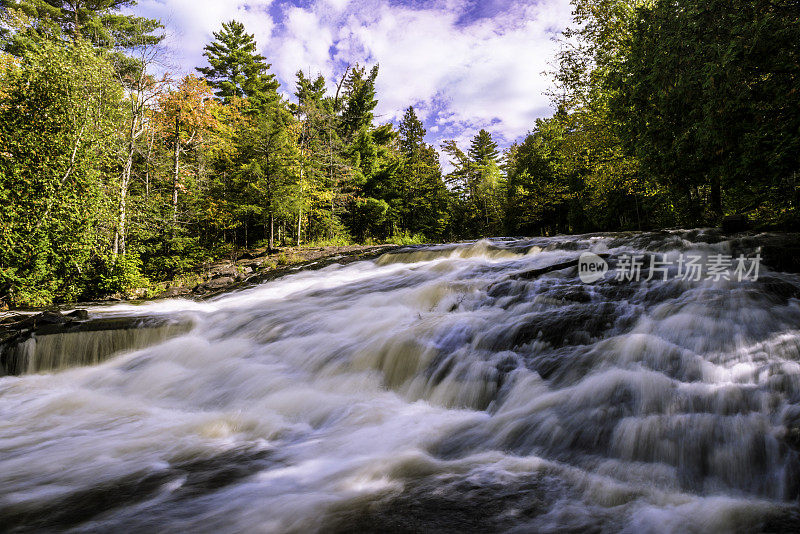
1,231 -> 799,533
1,317 -> 194,376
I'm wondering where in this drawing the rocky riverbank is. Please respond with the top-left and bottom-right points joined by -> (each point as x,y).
0,244 -> 400,375
106,244 -> 402,302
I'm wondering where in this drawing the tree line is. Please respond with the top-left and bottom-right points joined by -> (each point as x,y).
1,0 -> 798,306
508,0 -> 800,236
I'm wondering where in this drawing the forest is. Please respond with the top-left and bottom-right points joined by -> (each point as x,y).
0,0 -> 798,306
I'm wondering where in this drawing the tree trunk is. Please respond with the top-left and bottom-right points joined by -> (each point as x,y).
683,182 -> 698,226
113,154 -> 132,257
172,117 -> 180,223
144,131 -> 154,199
297,207 -> 302,246
297,161 -> 304,247
73,6 -> 80,40
114,125 -> 136,259
269,212 -> 274,252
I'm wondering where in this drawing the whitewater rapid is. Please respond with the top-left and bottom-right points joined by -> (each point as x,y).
2,232 -> 800,532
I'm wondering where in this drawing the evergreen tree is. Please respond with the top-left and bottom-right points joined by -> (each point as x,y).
468,129 -> 500,165
291,70 -> 354,242
445,129 -> 505,237
339,64 -> 379,141
608,0 -> 800,225
533,0 -> 669,232
1,0 -> 162,57
505,118 -> 574,235
294,70 -> 326,110
395,106 -> 449,237
196,20 -> 278,106
398,105 -> 425,159
233,101 -> 299,250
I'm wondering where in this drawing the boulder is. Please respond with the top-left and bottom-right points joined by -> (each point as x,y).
156,287 -> 192,299
0,309 -> 84,333
241,260 -> 264,269
198,276 -> 235,291
66,309 -> 90,320
206,263 -> 240,280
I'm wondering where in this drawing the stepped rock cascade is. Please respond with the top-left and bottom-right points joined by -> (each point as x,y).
2,231 -> 800,532
0,316 -> 194,376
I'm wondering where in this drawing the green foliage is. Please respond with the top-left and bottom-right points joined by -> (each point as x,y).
388,232 -> 428,246
137,233 -> 210,280
350,197 -> 389,241
0,39 -> 125,305
444,129 -> 504,237
468,129 -> 500,165
607,0 -> 800,225
96,251 -> 149,295
1,0 -> 163,74
391,106 -> 450,239
196,20 -> 278,107
3,3 -> 798,307
2,0 -> 137,41
339,65 -> 379,141
524,0 -> 800,232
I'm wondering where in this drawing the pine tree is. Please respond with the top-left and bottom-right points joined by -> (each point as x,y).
339,64 -> 378,141
443,130 -> 504,237
196,20 -> 278,105
398,106 -> 425,158
294,70 -> 326,109
291,71 -> 338,244
395,106 -> 449,237
233,101 -> 299,251
0,0 -> 161,46
468,129 -> 500,165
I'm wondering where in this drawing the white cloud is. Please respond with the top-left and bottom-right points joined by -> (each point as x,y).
132,0 -> 275,74
323,0 -> 351,12
270,0 -> 572,147
272,7 -> 337,85
132,0 -> 573,149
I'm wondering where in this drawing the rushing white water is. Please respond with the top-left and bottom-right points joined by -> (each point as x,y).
2,232 -> 800,533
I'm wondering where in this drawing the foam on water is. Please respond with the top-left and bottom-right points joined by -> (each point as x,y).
1,233 -> 799,532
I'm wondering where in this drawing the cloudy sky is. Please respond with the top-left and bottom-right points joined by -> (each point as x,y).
129,0 -> 574,154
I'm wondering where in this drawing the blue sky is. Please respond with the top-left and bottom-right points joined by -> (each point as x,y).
129,0 -> 573,156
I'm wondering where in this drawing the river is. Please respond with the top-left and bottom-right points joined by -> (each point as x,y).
2,231 -> 800,532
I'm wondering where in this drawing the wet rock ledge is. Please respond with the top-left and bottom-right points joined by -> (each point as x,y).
0,310 -> 193,376
153,244 -> 401,300
0,246 -> 400,376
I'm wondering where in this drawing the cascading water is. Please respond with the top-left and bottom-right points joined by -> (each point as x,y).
2,231 -> 800,533
1,317 -> 194,376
